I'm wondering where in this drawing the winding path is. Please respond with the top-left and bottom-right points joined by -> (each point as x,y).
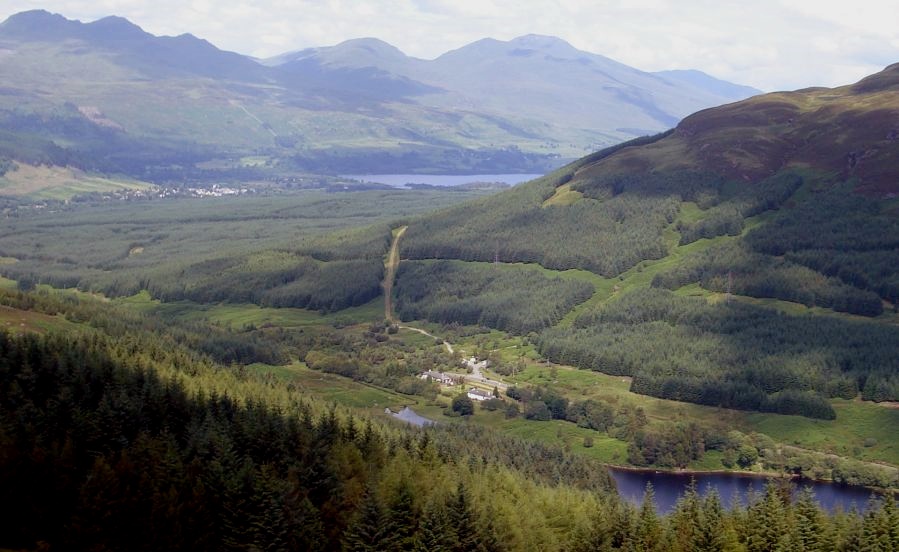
382,227 -> 505,391
398,325 -> 454,355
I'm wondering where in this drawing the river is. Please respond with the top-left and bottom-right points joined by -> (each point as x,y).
343,174 -> 542,188
609,467 -> 880,513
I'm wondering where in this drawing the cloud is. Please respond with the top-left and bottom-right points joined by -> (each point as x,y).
0,0 -> 895,90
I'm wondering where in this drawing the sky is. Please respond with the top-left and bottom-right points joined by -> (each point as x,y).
0,0 -> 896,91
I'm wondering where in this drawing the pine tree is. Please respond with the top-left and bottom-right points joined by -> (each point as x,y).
285,495 -> 326,552
343,486 -> 389,552
635,483 -> 663,552
609,499 -> 636,551
668,479 -> 701,552
838,507 -> 864,552
571,502 -> 613,552
861,496 -> 893,552
695,490 -> 724,552
476,506 -> 502,552
416,498 -> 454,552
883,494 -> 899,551
449,482 -> 479,552
794,487 -> 823,552
248,466 -> 290,552
386,480 -> 419,552
746,481 -> 789,552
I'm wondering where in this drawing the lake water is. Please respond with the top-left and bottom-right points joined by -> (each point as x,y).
343,174 -> 543,188
390,407 -> 435,427
610,467 -> 880,513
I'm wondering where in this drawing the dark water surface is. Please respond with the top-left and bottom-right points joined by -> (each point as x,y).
344,174 -> 542,187
610,467 -> 880,513
391,407 -> 435,427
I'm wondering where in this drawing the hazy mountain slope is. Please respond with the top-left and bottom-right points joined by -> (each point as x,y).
653,69 -> 761,101
422,35 -> 758,132
0,10 -> 268,81
273,34 -> 761,142
0,10 -> 758,176
0,12 -> 551,175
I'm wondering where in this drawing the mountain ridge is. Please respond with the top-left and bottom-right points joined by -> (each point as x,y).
0,9 -> 760,175
570,62 -> 899,195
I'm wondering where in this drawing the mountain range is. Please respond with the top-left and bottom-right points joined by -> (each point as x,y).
0,10 -> 759,177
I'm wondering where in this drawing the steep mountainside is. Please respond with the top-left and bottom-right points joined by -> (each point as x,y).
398,64 -> 899,415
272,34 -> 760,143
574,62 -> 899,195
0,10 -> 757,177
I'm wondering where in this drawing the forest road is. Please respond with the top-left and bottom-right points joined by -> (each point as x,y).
383,225 -> 407,322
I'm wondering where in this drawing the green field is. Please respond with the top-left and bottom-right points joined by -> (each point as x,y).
249,361 -> 420,412
747,400 -> 899,464
119,290 -> 383,328
0,305 -> 82,334
0,163 -> 152,200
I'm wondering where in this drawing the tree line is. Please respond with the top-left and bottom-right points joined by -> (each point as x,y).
394,260 -> 594,333
538,288 -> 899,415
1,330 -> 897,551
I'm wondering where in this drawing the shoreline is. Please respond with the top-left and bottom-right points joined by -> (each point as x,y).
603,463 -> 794,480
603,463 -> 898,496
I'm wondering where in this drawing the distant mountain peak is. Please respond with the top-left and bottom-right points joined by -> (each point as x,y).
0,10 -> 149,42
509,34 -> 573,49
1,8 -> 62,25
328,37 -> 409,61
0,9 -> 76,38
85,15 -> 148,40
268,36 -> 413,71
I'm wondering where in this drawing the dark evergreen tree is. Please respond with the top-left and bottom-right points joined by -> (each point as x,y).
635,483 -> 663,552
386,480 -> 419,552
342,486 -> 389,552
746,481 -> 789,552
695,490 -> 724,552
449,482 -> 479,552
415,498 -> 454,552
794,487 -> 823,552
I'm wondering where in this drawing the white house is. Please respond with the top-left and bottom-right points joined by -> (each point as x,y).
419,370 -> 456,386
463,357 -> 488,371
467,388 -> 494,401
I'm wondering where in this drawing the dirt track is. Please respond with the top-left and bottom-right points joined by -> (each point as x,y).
383,226 -> 407,322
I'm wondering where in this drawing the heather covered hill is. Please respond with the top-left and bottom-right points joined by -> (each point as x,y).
573,62 -> 899,195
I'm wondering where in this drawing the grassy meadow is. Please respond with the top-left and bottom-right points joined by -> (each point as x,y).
0,163 -> 151,200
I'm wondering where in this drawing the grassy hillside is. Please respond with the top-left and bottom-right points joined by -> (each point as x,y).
572,62 -> 899,196
395,64 -> 899,414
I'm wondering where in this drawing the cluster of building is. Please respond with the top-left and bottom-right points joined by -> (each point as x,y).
418,368 -> 498,402
418,370 -> 456,386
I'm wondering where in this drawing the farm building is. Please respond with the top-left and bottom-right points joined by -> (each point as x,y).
467,388 -> 493,401
419,370 -> 456,386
